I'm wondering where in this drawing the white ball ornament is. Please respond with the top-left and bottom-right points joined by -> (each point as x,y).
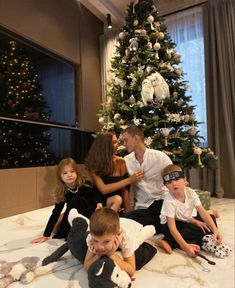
98,117 -> 106,125
114,113 -> 121,120
147,15 -> 154,30
157,32 -> 164,40
194,146 -> 202,155
119,32 -> 126,40
139,29 -> 147,37
153,42 -> 161,51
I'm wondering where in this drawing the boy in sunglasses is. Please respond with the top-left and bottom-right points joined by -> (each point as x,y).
156,164 -> 229,258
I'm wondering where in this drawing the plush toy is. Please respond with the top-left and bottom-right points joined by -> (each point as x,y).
141,78 -> 154,105
0,256 -> 55,288
88,256 -> 132,288
42,217 -> 132,288
128,38 -> 139,51
42,217 -> 88,266
201,234 -> 232,258
141,72 -> 169,105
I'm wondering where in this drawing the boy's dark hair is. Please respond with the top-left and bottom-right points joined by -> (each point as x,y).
89,208 -> 120,236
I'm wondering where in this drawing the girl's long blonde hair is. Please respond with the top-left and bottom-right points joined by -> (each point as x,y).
54,158 -> 86,203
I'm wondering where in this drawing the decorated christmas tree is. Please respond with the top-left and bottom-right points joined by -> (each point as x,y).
98,0 -> 217,170
0,40 -> 56,168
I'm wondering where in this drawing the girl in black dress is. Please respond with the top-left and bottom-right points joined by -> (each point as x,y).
31,158 -> 101,243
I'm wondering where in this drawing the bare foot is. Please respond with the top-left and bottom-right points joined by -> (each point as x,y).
208,207 -> 220,218
156,239 -> 173,254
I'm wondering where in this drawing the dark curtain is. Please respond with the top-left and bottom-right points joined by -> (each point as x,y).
203,0 -> 235,198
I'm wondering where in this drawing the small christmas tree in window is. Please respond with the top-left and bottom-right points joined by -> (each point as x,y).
0,40 -> 56,168
98,0 -> 217,170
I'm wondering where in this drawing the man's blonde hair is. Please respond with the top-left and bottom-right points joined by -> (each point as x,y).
89,208 -> 120,236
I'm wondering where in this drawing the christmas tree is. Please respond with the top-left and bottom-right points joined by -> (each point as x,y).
98,0 -> 217,170
0,40 -> 56,168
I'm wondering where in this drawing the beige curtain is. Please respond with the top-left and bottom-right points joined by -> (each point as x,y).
100,31 -> 119,102
203,0 -> 235,198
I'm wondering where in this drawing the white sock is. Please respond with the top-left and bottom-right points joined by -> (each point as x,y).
68,208 -> 90,227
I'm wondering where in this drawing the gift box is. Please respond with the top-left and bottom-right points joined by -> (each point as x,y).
195,189 -> 211,210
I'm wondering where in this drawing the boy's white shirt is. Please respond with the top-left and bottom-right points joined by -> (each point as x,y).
160,186 -> 201,224
86,218 -> 155,258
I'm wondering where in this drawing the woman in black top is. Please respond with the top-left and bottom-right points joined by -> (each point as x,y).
31,158 -> 101,243
85,132 -> 143,212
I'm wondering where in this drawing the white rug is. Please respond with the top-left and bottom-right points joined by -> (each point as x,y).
0,198 -> 234,288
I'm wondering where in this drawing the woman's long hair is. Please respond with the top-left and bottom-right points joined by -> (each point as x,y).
85,132 -> 115,177
54,158 -> 85,203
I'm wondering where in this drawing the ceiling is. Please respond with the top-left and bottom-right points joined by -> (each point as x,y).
79,0 -> 158,31
78,0 -> 207,31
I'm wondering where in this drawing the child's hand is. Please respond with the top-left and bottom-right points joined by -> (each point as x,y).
191,219 -> 211,233
214,231 -> 223,245
96,203 -> 103,210
30,236 -> 49,244
186,243 -> 200,257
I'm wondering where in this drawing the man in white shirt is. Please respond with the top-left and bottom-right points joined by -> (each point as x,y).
121,125 -> 172,233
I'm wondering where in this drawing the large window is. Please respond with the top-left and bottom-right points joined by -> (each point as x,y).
0,29 -> 82,168
164,6 -> 207,144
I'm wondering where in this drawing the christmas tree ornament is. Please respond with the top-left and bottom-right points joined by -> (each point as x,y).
119,32 -> 126,40
154,21 -> 161,30
162,128 -> 169,146
129,95 -> 136,104
157,32 -> 165,40
98,117 -> 106,125
147,42 -> 153,49
173,53 -> 181,64
194,146 -> 204,167
132,0 -> 139,13
141,78 -> 154,105
177,98 -> 184,106
114,113 -> 121,120
133,19 -> 139,26
153,42 -> 161,51
145,136 -> 153,146
139,29 -> 147,37
133,117 -> 141,125
128,38 -> 139,51
175,67 -> 183,75
172,91 -> 178,98
147,15 -> 155,30
149,72 -> 170,102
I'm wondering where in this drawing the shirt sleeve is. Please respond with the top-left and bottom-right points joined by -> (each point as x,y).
43,202 -> 65,237
161,198 -> 176,218
193,191 -> 201,207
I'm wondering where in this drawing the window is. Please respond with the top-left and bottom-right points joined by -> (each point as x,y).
0,29 -> 83,168
164,6 -> 207,144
